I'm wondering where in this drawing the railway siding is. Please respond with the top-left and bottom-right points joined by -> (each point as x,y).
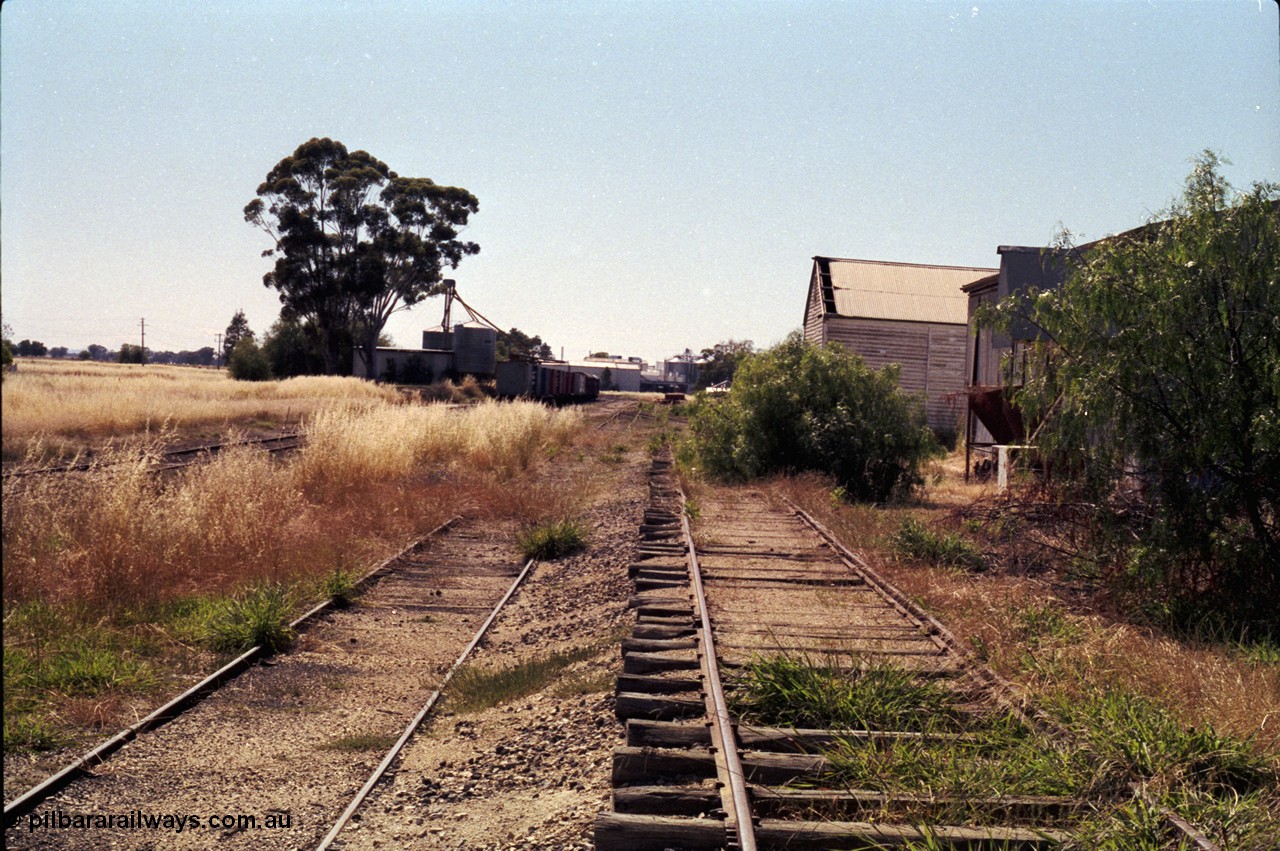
328,445 -> 649,850
596,456 -> 1110,850
5,521 -> 532,851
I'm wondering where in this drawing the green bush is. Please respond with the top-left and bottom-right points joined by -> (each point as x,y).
988,154 -> 1280,626
681,333 -> 939,501
228,337 -> 272,381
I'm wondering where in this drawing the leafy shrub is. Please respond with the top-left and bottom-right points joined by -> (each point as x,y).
681,333 -> 939,501
987,153 -> 1280,626
228,338 -> 272,381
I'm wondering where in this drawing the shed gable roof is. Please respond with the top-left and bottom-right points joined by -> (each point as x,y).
814,256 -> 996,325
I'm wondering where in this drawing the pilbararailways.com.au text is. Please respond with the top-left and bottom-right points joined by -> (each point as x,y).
27,809 -> 292,834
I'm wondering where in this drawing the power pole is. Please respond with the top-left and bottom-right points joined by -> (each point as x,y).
139,318 -> 146,361
214,333 -> 223,367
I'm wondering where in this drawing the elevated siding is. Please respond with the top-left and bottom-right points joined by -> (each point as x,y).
822,316 -> 965,433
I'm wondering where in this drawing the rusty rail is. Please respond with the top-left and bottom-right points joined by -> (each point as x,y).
2,517 -> 458,827
2,432 -> 305,479
315,552 -> 540,850
681,493 -> 758,851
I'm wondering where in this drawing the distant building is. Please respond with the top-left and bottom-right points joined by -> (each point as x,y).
562,358 -> 643,392
352,322 -> 497,382
802,256 -> 996,433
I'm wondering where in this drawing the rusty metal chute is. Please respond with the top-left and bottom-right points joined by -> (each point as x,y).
967,385 -> 1026,445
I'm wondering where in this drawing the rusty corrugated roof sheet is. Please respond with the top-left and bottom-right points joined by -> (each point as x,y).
819,257 -> 996,325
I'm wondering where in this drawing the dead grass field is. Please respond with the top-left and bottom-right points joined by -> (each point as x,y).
2,377 -> 607,757
3,400 -> 583,610
1,358 -> 398,460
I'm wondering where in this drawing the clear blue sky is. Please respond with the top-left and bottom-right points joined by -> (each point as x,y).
3,0 -> 1277,364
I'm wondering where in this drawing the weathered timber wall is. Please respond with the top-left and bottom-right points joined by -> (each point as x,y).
820,316 -> 965,433
803,269 -> 826,344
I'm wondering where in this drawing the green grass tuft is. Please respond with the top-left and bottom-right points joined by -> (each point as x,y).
2,609 -> 158,753
1047,689 -> 1276,793
321,566 -> 360,608
201,583 -> 296,654
890,517 -> 986,570
3,712 -> 66,752
600,443 -> 628,464
729,652 -> 967,732
822,720 -> 1096,801
450,645 -> 597,712
516,519 -> 588,560
318,732 -> 399,752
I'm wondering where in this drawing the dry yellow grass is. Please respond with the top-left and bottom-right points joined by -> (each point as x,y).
773,462 -> 1280,757
2,399 -> 583,611
294,399 -> 581,489
1,359 -> 397,452
2,387 -> 600,760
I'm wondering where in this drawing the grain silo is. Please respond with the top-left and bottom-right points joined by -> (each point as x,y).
452,322 -> 496,376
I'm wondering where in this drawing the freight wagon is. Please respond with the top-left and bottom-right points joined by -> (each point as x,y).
496,361 -> 600,404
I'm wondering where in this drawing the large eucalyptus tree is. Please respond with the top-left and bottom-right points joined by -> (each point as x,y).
244,138 -> 479,375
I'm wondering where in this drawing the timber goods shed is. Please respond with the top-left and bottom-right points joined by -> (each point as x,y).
803,256 -> 997,433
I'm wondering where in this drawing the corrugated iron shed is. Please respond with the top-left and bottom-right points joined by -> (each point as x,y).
815,256 -> 996,325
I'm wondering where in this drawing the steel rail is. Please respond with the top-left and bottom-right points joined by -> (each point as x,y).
680,491 -> 758,851
2,517 -> 459,826
315,553 -> 539,850
787,498 -> 1221,851
594,400 -> 631,430
2,432 -> 305,479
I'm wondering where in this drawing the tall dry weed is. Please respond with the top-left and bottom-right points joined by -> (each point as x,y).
5,440 -> 167,607
293,400 -> 581,492
2,398 -> 584,614
2,360 -> 396,445
2,439 -> 303,608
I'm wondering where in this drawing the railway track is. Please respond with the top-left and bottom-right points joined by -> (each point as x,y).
595,398 -> 643,431
595,455 -> 1217,850
3,519 -> 541,850
1,432 -> 305,479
